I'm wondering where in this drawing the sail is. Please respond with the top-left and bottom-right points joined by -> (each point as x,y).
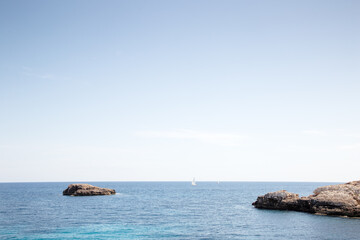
192,178 -> 196,186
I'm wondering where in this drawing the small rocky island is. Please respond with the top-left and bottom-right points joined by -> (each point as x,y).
63,184 -> 116,196
253,180 -> 360,217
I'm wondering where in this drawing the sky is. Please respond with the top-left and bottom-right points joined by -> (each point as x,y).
0,0 -> 359,182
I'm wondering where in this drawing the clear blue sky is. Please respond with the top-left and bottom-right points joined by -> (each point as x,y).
1,0 -> 359,182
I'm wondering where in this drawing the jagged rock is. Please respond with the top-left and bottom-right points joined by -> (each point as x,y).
252,181 -> 360,217
63,184 -> 115,196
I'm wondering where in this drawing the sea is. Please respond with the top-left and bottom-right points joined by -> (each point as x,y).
1,182 -> 360,240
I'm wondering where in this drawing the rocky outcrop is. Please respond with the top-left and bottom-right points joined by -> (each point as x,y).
253,181 -> 360,217
63,184 -> 115,196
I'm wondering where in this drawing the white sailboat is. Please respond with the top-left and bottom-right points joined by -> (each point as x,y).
192,178 -> 196,186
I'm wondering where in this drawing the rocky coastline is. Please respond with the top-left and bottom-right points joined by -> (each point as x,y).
253,180 -> 360,217
63,184 -> 116,196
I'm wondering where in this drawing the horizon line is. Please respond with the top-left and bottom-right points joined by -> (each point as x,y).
0,180 -> 344,184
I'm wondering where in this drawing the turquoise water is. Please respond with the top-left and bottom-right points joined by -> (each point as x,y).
1,182 -> 359,239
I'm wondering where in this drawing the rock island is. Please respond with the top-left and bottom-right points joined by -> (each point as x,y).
63,183 -> 116,196
253,180 -> 360,217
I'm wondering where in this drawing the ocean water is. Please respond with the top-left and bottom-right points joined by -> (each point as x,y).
1,182 -> 360,240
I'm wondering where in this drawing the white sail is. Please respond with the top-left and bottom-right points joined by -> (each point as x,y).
192,178 -> 196,186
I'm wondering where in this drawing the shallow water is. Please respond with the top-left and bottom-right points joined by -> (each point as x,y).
1,182 -> 359,239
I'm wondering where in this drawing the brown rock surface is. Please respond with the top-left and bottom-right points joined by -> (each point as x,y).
252,181 -> 360,217
63,184 -> 116,196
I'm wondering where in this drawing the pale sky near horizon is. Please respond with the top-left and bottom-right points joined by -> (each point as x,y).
0,0 -> 359,182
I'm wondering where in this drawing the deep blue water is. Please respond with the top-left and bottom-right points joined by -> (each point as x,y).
1,182 -> 360,239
